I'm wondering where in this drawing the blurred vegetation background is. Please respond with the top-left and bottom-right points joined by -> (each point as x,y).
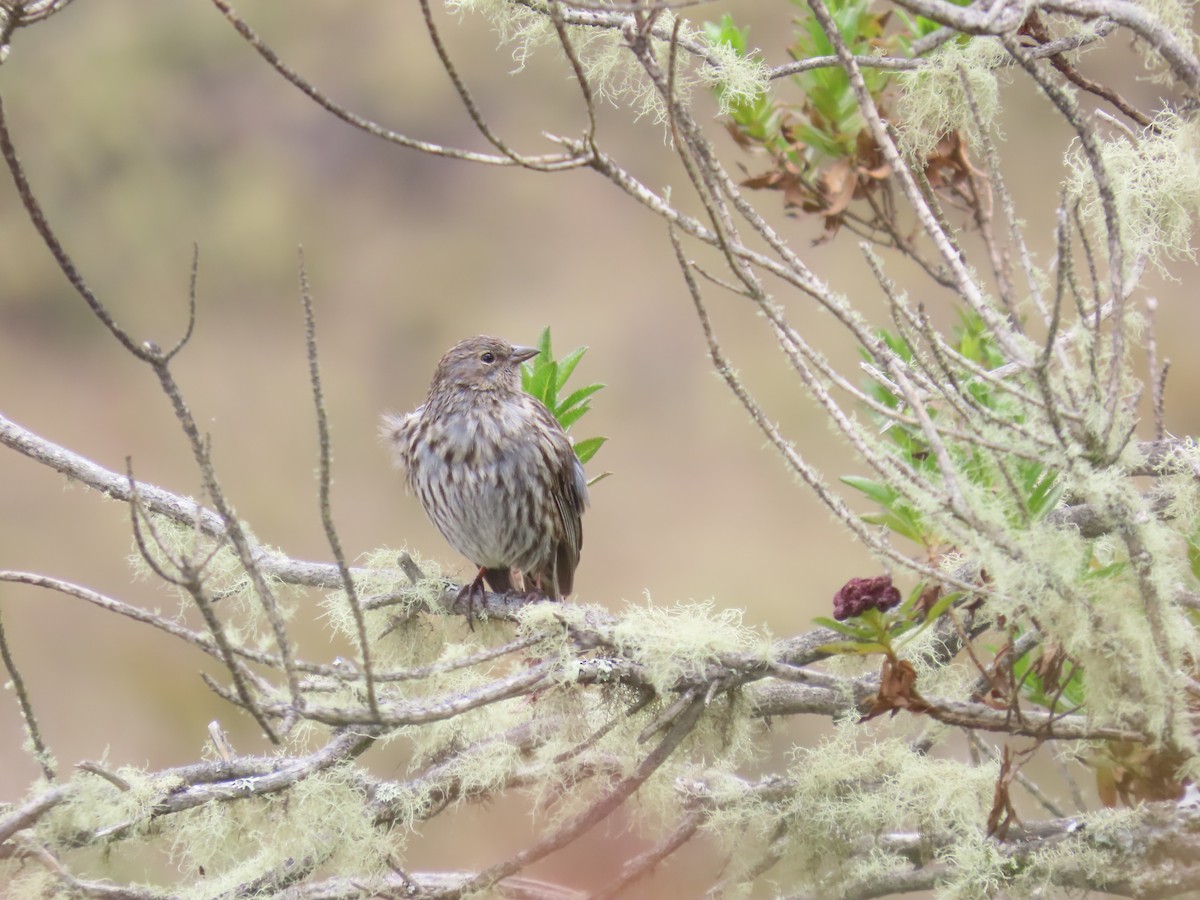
1,0 -> 1198,892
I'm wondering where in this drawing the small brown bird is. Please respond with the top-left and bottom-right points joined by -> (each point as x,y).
382,336 -> 588,605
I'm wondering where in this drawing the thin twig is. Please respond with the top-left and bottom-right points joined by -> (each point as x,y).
0,97 -> 153,363
207,0 -> 581,169
590,808 -> 705,899
457,692 -> 707,896
1145,296 -> 1168,441
0,606 -> 55,781
0,785 -> 70,845
418,0 -> 588,172
298,250 -> 379,719
126,462 -> 278,742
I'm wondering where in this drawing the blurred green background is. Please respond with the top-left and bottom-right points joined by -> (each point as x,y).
1,1 -> 1198,893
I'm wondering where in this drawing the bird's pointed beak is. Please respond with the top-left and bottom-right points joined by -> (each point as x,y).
511,346 -> 540,364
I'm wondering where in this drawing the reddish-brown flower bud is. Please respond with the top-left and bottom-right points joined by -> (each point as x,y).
833,575 -> 901,620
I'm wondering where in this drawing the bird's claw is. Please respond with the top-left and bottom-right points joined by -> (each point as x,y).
456,571 -> 490,631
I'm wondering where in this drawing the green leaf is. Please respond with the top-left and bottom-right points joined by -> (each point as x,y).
815,640 -> 892,656
1188,532 -> 1200,581
555,346 -> 587,392
923,591 -> 959,623
1084,560 -> 1128,580
840,475 -> 899,505
895,581 -> 925,616
863,509 -> 929,545
877,328 -> 915,362
521,329 -> 563,408
1012,646 -> 1086,710
558,404 -> 590,431
1025,468 -> 1064,519
843,476 -> 930,544
526,359 -> 557,407
812,615 -> 873,639
704,14 -> 749,57
573,436 -> 607,464
557,383 -> 605,417
520,326 -> 606,470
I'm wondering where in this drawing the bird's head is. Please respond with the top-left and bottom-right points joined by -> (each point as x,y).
429,336 -> 540,394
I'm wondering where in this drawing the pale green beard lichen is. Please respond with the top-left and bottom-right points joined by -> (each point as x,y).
1067,113 -> 1200,278
127,515 -> 258,602
515,597 -> 768,834
41,766 -> 173,848
1131,0 -> 1197,83
895,38 -> 1007,163
612,598 -> 767,694
443,0 -> 769,124
694,36 -> 770,117
321,547 -> 452,670
167,763 -> 390,898
701,731 -> 998,896
127,515 -> 298,652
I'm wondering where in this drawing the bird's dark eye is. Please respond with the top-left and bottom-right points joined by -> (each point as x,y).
480,351 -> 496,364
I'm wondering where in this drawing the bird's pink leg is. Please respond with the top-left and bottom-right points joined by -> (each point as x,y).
511,571 -> 554,603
